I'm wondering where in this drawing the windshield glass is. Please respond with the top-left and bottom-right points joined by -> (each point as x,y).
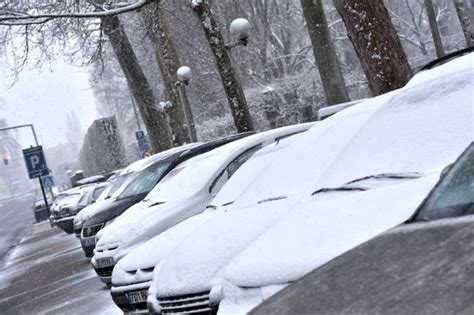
147,150 -> 230,202
117,160 -> 172,200
413,144 -> 474,221
105,173 -> 132,198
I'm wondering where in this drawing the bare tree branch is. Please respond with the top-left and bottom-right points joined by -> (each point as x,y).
0,0 -> 152,24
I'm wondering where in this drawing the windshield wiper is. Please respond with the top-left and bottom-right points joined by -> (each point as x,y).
345,172 -> 422,185
148,201 -> 166,208
149,201 -> 166,207
312,186 -> 366,196
258,196 -> 287,204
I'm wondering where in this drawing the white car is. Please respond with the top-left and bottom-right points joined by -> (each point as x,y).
109,132 -> 308,313
149,52 -> 474,314
91,123 -> 314,285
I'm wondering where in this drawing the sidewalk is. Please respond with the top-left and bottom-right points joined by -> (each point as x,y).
0,221 -> 120,314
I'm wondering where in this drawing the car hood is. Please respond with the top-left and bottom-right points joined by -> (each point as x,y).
74,198 -> 113,224
112,211 -> 218,286
83,193 -> 146,228
222,174 -> 440,290
96,193 -> 211,251
154,196 -> 300,297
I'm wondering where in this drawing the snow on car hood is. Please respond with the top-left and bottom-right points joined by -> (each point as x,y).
229,92 -> 389,210
112,211 -> 219,286
74,198 -> 113,224
96,193 -> 209,251
223,174 -> 441,289
155,196 -> 301,296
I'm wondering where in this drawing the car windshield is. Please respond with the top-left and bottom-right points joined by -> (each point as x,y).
116,160 -> 172,200
105,173 -> 132,198
78,192 -> 90,206
92,186 -> 106,201
147,151 -> 229,203
412,144 -> 474,221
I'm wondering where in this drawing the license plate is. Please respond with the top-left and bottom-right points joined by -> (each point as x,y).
82,237 -> 95,247
96,257 -> 114,268
126,290 -> 148,304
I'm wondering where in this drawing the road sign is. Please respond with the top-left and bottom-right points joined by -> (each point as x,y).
136,131 -> 149,152
23,146 -> 49,179
135,130 -> 145,140
41,175 -> 54,188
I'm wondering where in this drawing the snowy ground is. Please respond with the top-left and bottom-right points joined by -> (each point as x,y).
0,221 -> 120,315
0,195 -> 35,261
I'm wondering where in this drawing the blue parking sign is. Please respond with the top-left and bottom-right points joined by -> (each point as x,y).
23,146 -> 49,179
42,175 -> 54,188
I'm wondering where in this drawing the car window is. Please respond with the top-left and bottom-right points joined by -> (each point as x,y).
92,186 -> 106,201
117,160 -> 171,199
106,173 -> 131,197
209,145 -> 263,194
412,144 -> 474,222
78,192 -> 89,206
227,145 -> 263,177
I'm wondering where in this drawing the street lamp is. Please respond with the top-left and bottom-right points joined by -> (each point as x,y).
176,66 -> 192,86
176,66 -> 197,142
226,18 -> 251,50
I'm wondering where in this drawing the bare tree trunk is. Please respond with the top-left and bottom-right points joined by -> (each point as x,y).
334,0 -> 413,96
453,0 -> 474,47
192,1 -> 255,133
102,15 -> 172,153
424,0 -> 445,57
300,0 -> 350,105
142,3 -> 197,144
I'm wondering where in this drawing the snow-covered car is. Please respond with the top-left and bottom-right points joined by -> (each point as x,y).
79,142 -> 202,257
148,51 -> 474,314
74,157 -> 167,239
250,144 -> 474,315
48,188 -> 82,226
92,123 -> 314,285
54,183 -> 108,234
109,130 -> 310,313
82,134 -> 251,258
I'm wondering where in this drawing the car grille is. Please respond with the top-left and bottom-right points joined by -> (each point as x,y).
158,291 -> 217,314
95,266 -> 114,278
82,223 -> 104,237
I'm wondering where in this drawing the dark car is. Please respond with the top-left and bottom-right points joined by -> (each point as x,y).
32,197 -> 51,222
53,183 -> 108,234
80,133 -> 252,258
250,142 -> 474,315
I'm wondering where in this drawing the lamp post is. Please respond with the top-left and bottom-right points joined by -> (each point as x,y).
176,66 -> 197,142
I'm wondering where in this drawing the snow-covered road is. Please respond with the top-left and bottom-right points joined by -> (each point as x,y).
0,195 -> 35,262
0,221 -> 120,314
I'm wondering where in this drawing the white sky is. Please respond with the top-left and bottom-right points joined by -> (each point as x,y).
0,58 -> 99,149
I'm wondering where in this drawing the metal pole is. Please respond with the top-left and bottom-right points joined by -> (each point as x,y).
129,88 -> 142,131
177,84 -> 197,142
